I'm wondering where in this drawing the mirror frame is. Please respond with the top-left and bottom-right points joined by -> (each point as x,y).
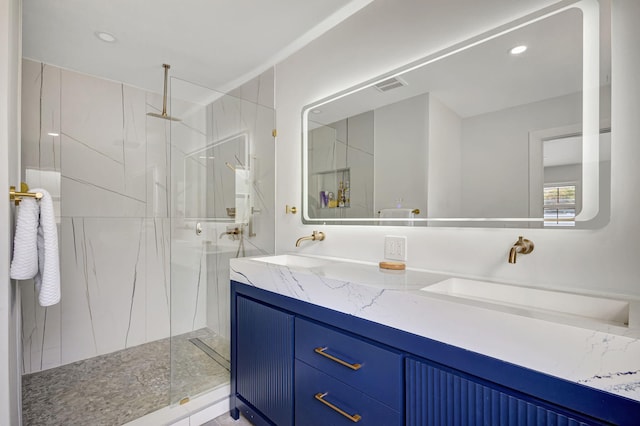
301,0 -> 604,226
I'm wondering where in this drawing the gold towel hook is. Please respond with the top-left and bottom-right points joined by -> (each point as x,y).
9,182 -> 43,206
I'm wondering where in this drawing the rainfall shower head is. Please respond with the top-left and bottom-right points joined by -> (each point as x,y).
147,64 -> 182,121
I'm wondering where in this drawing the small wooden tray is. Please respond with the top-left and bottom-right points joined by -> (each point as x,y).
379,261 -> 406,270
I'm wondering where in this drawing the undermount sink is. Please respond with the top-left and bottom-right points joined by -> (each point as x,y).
251,254 -> 333,269
422,278 -> 630,326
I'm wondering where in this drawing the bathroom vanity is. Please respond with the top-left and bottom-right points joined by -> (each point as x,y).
229,255 -> 640,425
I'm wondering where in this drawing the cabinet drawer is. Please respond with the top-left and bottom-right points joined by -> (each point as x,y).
296,360 -> 401,426
295,317 -> 403,410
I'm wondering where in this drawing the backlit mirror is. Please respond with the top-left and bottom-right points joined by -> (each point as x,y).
302,0 -> 610,227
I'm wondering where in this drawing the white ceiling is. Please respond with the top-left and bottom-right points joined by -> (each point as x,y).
22,0 -> 373,97
309,6 -> 588,124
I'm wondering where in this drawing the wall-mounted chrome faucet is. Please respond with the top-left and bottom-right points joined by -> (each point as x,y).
296,231 -> 325,247
508,236 -> 534,264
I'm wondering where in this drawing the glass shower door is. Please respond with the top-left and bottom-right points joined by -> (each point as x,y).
168,76 -> 275,404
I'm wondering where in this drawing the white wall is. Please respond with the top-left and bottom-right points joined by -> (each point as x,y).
374,94 -> 428,214
427,94 -> 462,218
0,0 -> 22,423
275,0 -> 640,297
460,91 -> 583,218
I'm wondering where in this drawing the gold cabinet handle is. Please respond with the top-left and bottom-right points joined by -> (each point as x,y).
314,347 -> 362,370
314,392 -> 362,423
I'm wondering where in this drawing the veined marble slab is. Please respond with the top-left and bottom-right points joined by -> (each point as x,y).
230,254 -> 640,402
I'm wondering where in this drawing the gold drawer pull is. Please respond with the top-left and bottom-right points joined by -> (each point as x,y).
314,392 -> 362,423
314,347 -> 362,370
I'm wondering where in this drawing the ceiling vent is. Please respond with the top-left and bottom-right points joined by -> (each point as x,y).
374,76 -> 407,92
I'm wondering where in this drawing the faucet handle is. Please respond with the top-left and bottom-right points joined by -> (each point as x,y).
517,236 -> 534,254
509,236 -> 534,263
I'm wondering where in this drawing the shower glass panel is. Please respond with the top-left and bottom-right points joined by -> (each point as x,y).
168,76 -> 275,404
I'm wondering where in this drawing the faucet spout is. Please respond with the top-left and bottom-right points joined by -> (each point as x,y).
508,246 -> 520,264
508,236 -> 534,264
296,231 -> 325,247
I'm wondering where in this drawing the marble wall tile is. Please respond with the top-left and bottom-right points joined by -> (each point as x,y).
245,102 -> 275,255
170,234 -> 208,336
60,70 -> 127,162
59,218 -> 147,365
145,96 -> 171,218
122,85 -> 148,201
145,218 -> 171,342
21,279 -> 62,373
60,70 -> 148,217
61,176 -> 146,218
21,59 -> 61,173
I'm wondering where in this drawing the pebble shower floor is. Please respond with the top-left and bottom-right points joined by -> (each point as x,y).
22,329 -> 229,425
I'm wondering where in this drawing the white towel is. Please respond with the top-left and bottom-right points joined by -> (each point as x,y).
10,197 -> 39,279
379,208 -> 417,226
379,208 -> 416,219
10,189 -> 60,306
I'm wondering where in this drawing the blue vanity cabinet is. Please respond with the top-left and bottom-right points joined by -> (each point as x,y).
231,280 -> 640,426
232,295 -> 294,426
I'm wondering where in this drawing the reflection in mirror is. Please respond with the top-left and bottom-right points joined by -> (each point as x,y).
184,133 -> 249,222
302,1 -> 610,228
536,129 -> 611,228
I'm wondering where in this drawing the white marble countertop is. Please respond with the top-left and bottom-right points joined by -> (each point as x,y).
230,254 -> 640,402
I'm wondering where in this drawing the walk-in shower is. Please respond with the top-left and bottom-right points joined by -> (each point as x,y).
19,59 -> 275,425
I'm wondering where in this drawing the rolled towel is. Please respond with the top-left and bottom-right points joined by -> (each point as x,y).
10,197 -> 39,279
34,189 -> 60,306
10,189 -> 60,306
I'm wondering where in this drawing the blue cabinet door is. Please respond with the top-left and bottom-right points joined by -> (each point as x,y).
406,358 -> 602,426
236,296 -> 294,426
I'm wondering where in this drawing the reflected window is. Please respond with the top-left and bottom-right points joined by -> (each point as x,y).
544,184 -> 576,227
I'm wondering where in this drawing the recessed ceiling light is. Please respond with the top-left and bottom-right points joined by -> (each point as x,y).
95,31 -> 117,43
510,45 -> 527,55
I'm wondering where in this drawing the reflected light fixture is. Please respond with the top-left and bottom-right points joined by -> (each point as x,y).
47,132 -> 59,136
510,45 -> 527,55
95,31 -> 117,43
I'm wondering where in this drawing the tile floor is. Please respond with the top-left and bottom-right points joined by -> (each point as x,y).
206,413 -> 253,425
22,329 -> 230,425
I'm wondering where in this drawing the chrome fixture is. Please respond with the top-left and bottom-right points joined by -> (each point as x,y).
147,64 -> 182,121
295,230 -> 325,247
508,236 -> 534,264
